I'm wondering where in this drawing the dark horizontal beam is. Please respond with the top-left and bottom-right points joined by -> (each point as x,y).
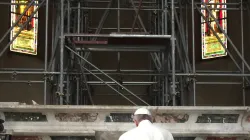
75,44 -> 166,52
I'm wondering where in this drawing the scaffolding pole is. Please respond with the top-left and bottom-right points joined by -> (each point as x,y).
59,0 -> 65,105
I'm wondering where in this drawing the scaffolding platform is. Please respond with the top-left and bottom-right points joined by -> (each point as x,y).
72,33 -> 171,52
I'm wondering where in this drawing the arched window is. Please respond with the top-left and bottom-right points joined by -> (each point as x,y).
201,0 -> 227,59
10,0 -> 38,55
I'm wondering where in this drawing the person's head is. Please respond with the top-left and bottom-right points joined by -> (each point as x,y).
133,108 -> 153,127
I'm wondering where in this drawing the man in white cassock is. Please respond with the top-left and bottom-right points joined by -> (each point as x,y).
119,108 -> 174,140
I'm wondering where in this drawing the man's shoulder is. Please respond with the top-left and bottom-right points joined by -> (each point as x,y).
160,128 -> 172,134
120,128 -> 137,136
119,128 -> 137,140
153,126 -> 174,140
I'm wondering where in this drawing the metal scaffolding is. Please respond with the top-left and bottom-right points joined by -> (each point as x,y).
0,0 -> 249,106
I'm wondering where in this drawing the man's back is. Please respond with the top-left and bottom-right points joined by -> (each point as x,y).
119,120 -> 174,140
